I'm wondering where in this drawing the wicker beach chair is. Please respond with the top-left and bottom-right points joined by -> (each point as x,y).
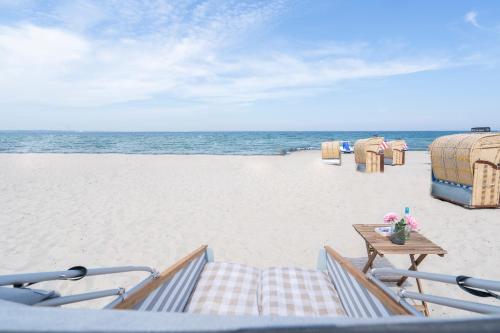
384,140 -> 407,166
340,141 -> 354,153
321,141 -> 342,165
110,245 -> 416,317
354,137 -> 385,173
429,133 -> 500,208
111,246 -> 351,317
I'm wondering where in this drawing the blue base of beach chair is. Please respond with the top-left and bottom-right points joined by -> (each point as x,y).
384,158 -> 393,165
431,179 -> 473,207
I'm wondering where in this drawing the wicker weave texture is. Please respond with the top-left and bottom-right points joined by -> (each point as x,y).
366,152 -> 383,173
384,140 -> 406,159
354,137 -> 384,164
392,150 -> 405,165
322,141 -> 341,159
472,162 -> 500,206
429,133 -> 500,186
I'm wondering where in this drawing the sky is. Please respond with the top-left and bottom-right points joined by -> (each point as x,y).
0,0 -> 499,131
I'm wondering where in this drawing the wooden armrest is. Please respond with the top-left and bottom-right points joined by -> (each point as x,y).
114,245 -> 208,310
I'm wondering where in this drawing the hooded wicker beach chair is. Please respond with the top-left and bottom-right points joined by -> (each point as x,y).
321,141 -> 342,165
384,140 -> 407,166
429,133 -> 500,208
111,245 -> 419,318
354,137 -> 385,173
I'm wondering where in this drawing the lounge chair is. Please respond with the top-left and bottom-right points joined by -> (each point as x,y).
1,245 -> 499,320
321,141 -> 341,165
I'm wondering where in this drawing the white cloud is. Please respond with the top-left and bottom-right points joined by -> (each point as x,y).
0,25 -> 89,65
0,1 -> 448,108
465,11 -> 480,28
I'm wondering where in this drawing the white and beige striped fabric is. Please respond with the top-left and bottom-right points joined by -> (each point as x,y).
260,267 -> 345,317
134,252 -> 207,312
326,253 -> 391,318
185,262 -> 260,316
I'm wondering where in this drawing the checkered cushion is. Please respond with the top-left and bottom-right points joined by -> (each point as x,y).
185,262 -> 260,315
260,267 -> 346,317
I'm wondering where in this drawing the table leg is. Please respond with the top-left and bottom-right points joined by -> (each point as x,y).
362,250 -> 379,273
365,241 -> 373,257
397,254 -> 427,286
399,254 -> 430,316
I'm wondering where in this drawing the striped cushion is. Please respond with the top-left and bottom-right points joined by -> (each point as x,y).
326,254 -> 391,318
134,252 -> 207,312
260,267 -> 345,317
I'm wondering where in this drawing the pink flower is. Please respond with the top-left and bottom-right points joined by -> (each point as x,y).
384,212 -> 400,224
406,215 -> 419,231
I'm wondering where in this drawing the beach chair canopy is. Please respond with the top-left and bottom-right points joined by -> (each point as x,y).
385,140 -> 407,158
429,133 -> 500,186
322,141 -> 341,159
354,137 -> 384,164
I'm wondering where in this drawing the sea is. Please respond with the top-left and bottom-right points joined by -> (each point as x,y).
0,131 -> 463,155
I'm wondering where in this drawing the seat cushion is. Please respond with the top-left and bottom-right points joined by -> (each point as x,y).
260,267 -> 345,317
185,262 -> 260,315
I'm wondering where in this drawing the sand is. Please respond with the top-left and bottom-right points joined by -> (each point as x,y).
0,151 -> 498,316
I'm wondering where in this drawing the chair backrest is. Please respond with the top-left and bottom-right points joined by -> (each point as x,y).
324,246 -> 415,318
134,252 -> 207,312
112,246 -> 208,312
322,141 -> 340,159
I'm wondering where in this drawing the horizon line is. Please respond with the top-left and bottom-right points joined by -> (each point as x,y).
0,129 -> 487,133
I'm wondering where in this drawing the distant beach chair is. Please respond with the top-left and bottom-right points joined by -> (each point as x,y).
429,133 -> 500,208
321,141 -> 341,165
354,137 -> 385,173
384,140 -> 407,166
2,245 -> 500,323
340,141 -> 354,153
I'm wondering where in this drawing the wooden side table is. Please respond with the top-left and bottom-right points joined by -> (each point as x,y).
353,224 -> 447,316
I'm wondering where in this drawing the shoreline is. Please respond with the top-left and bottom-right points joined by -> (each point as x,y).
0,149 -> 431,156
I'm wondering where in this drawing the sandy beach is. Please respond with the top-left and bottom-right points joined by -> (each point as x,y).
0,151 -> 498,316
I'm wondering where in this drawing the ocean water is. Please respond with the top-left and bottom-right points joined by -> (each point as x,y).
0,131 -> 462,155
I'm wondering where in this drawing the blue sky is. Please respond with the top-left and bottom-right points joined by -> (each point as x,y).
0,0 -> 499,131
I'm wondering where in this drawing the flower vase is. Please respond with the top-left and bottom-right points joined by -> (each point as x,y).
390,225 -> 407,245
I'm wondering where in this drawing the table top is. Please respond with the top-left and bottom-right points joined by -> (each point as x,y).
353,224 -> 447,256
